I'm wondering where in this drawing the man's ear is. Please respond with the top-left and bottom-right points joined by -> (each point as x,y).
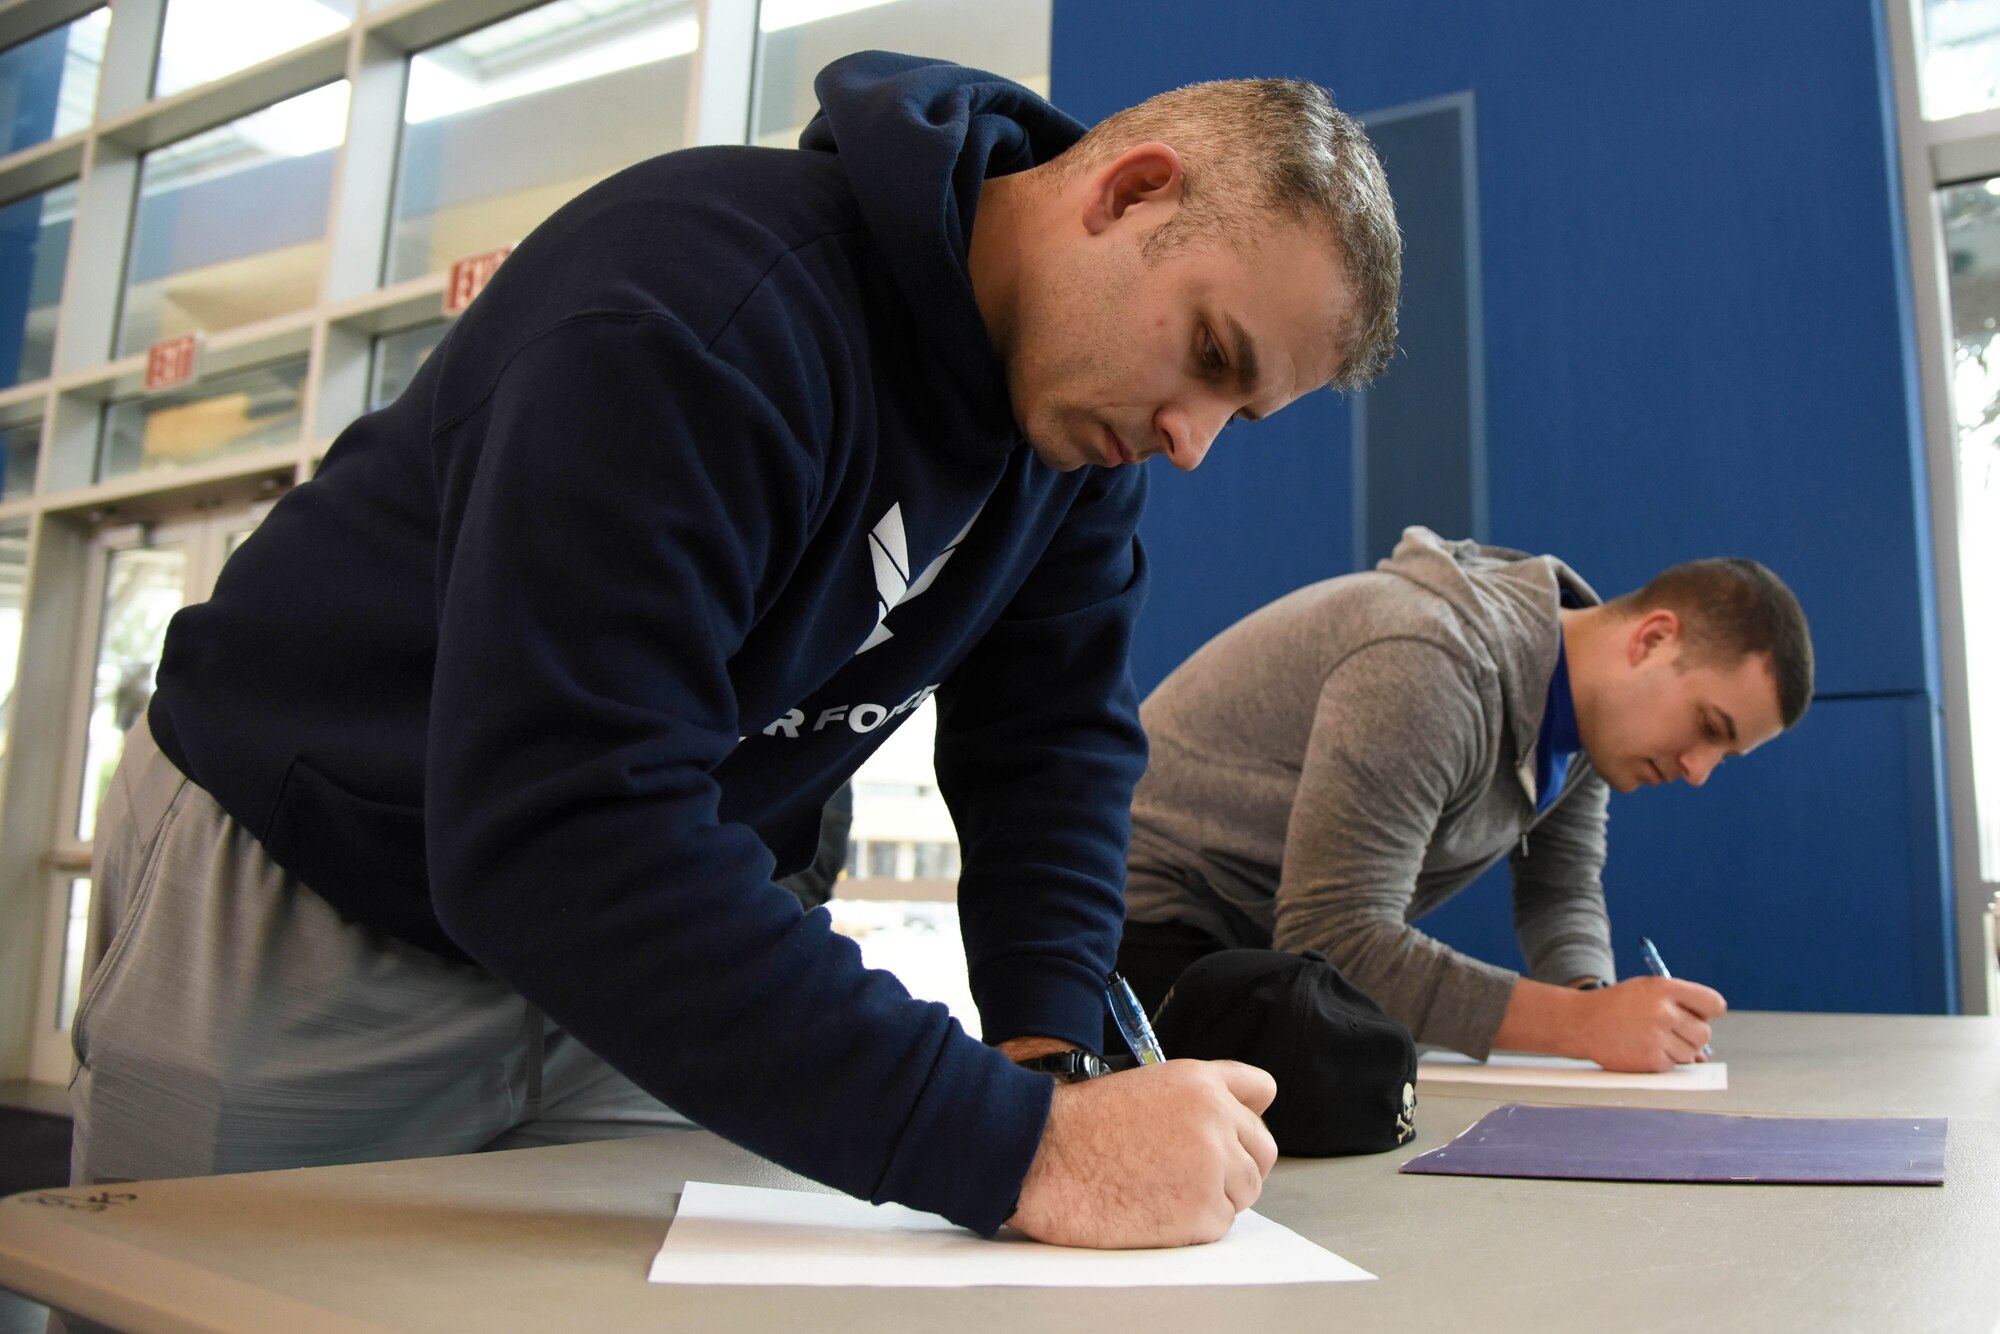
1080,142 -> 1185,237
1627,608 -> 1682,666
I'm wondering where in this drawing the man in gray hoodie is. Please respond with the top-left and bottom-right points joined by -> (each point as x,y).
1118,527 -> 1812,1072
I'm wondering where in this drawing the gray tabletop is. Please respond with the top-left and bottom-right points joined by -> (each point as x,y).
4,1011 -> 1997,1333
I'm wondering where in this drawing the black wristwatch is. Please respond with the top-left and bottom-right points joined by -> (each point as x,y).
1013,1049 -> 1110,1083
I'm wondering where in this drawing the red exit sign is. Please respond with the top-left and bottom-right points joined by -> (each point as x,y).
143,333 -> 201,391
444,246 -> 513,315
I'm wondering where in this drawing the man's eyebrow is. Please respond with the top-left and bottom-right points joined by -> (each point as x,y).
1223,315 -> 1264,420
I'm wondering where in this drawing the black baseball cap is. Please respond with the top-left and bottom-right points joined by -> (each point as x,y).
1152,948 -> 1418,1156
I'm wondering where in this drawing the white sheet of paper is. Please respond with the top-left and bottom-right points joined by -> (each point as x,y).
1418,1051 -> 1728,1090
648,1181 -> 1375,1288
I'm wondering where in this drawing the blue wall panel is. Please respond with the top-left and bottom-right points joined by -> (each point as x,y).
1054,1 -> 1955,1010
1127,394 -> 1351,692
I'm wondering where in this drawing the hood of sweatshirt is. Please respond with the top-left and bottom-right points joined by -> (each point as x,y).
1377,525 -> 1602,764
800,51 -> 1084,449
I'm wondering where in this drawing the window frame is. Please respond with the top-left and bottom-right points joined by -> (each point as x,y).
1885,0 -> 2000,1014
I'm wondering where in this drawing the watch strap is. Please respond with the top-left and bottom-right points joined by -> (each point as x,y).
1013,1048 -> 1109,1082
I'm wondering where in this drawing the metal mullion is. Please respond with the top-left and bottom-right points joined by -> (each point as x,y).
310,17 -> 420,473
0,380 -> 47,414
93,0 -> 165,122
25,383 -> 56,508
95,31 -> 351,155
361,0 -> 555,56
692,0 -> 760,147
322,30 -> 412,305
49,134 -> 135,380
0,0 -> 102,53
0,136 -> 86,210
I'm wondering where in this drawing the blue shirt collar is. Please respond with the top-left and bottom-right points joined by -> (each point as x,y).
1534,602 -> 1583,811
1543,634 -> 1581,757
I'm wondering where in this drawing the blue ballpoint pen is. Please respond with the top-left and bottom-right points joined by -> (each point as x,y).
1106,972 -> 1166,1065
1638,935 -> 1713,1059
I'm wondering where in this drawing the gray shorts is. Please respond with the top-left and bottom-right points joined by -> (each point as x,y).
69,717 -> 690,1186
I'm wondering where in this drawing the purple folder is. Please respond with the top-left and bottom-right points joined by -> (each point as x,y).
1399,1103 -> 1947,1185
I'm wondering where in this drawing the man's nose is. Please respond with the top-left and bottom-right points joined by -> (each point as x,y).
1681,749 -> 1722,787
1156,404 -> 1228,472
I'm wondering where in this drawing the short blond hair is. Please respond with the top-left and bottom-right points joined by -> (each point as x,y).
1056,78 -> 1401,390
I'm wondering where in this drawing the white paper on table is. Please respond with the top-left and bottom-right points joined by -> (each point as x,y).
648,1181 -> 1375,1287
1417,1050 -> 1728,1091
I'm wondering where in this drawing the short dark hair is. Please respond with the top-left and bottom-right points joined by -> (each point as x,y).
1055,78 -> 1401,391
1607,559 -> 1814,728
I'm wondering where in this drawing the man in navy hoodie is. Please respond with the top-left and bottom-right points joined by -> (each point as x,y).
72,52 -> 1401,1248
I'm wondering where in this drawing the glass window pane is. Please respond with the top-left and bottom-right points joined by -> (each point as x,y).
913,841 -> 958,879
370,320 -> 449,409
0,420 -> 39,499
154,0 -> 354,99
1923,0 -> 2000,119
117,83 -> 349,355
57,877 -> 92,1030
0,8 -> 107,153
751,0 -> 1049,146
0,180 -> 77,389
385,0 -> 698,286
846,696 -> 959,883
1939,179 -> 2000,878
77,545 -> 186,840
99,355 -> 308,481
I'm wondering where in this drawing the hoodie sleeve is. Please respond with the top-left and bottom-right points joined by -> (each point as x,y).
424,313 -> 1052,1236
1510,769 -> 1615,984
932,465 -> 1150,1054
1269,639 -> 1521,1058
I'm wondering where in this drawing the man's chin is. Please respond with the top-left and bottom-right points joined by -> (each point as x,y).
1024,437 -> 1088,472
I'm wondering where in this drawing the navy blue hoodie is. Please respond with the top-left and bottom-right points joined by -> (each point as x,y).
147,53 -> 1150,1233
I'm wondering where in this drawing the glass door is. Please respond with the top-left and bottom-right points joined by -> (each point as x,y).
27,499 -> 274,1083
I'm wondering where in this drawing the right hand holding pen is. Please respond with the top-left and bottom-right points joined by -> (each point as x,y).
1579,977 -> 1726,1072
1006,1059 -> 1277,1249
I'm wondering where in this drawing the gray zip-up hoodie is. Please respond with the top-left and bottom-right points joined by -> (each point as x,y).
1124,527 -> 1614,1057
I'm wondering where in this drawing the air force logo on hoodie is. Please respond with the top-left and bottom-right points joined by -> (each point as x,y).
856,501 -> 981,654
